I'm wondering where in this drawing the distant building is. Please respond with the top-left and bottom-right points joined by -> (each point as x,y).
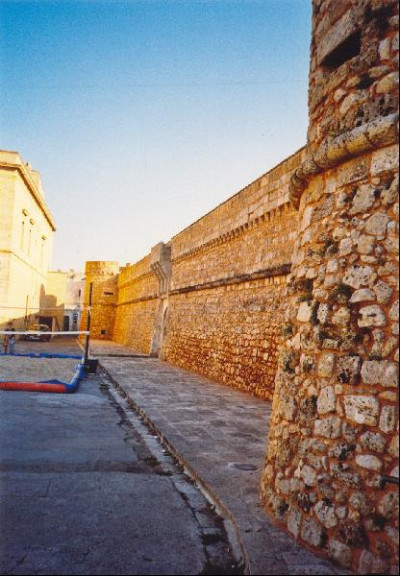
45,270 -> 85,332
0,150 -> 56,330
0,150 -> 84,332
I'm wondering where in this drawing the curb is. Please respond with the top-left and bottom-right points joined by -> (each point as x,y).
100,361 -> 250,575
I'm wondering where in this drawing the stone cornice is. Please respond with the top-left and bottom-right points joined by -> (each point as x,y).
0,151 -> 56,231
290,113 -> 399,209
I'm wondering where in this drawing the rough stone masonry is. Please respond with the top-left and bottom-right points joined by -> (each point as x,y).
81,0 -> 399,573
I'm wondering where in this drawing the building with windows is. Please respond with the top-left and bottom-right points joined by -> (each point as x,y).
0,150 -> 56,330
0,150 -> 85,332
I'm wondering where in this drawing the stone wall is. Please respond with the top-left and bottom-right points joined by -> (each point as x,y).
262,0 -> 399,573
113,256 -> 159,354
81,261 -> 120,340
105,148 -> 306,398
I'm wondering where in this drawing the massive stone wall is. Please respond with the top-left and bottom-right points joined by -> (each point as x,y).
105,148 -> 305,398
161,147 -> 305,399
262,0 -> 399,573
113,256 -> 159,354
81,261 -> 120,340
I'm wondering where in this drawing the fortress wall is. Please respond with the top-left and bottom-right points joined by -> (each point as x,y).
113,255 -> 159,354
81,261 -> 120,340
161,149 -> 306,398
262,0 -> 399,572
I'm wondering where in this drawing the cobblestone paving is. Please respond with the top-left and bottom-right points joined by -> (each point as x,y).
99,351 -> 349,575
0,357 -> 80,383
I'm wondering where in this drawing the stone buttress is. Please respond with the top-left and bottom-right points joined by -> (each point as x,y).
262,0 -> 399,573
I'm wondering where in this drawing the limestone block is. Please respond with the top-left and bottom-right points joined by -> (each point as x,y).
356,235 -> 375,254
301,517 -> 326,548
337,355 -> 362,385
361,361 -> 399,387
343,265 -> 375,289
371,145 -> 399,176
364,213 -> 390,238
358,305 -> 387,328
301,206 -> 313,231
287,508 -> 302,538
350,288 -> 376,303
358,550 -> 390,575
378,491 -> 399,520
355,454 -> 382,471
279,397 -> 297,422
314,501 -> 338,529
381,175 -> 399,206
297,302 -> 313,323
339,238 -> 353,256
332,307 -> 350,325
388,435 -> 399,458
379,405 -> 398,433
376,72 -> 399,94
328,539 -> 352,568
390,299 -> 399,321
374,280 -> 393,304
379,38 -> 391,61
318,353 -> 335,377
317,386 -> 336,414
349,491 -> 373,515
359,431 -> 386,454
314,416 -> 342,438
349,185 -> 375,215
301,464 -> 317,487
317,303 -> 330,325
344,396 -> 379,426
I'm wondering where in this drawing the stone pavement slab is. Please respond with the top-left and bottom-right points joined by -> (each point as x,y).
100,355 -> 349,575
88,339 -> 146,357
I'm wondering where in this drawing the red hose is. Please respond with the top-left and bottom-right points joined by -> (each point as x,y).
0,382 -> 67,393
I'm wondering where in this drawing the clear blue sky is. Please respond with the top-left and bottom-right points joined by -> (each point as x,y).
1,0 -> 311,271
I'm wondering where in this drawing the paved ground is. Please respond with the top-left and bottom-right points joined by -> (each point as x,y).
0,340 -> 239,575
90,340 -> 348,575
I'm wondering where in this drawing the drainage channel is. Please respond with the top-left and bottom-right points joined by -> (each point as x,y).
99,365 -> 249,575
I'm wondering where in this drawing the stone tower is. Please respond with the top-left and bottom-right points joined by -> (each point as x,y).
80,261 -> 120,339
262,1 -> 399,573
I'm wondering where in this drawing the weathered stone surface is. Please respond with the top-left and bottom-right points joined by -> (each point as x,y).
314,501 -> 338,528
318,353 -> 335,377
374,280 -> 393,305
376,72 -> 399,94
317,386 -> 336,414
361,361 -> 399,387
350,288 -> 376,303
379,405 -> 398,433
301,517 -> 326,548
314,416 -> 342,438
358,305 -> 387,328
337,355 -> 362,385
364,213 -> 390,237
390,299 -> 399,322
287,507 -> 302,539
344,396 -> 379,426
355,454 -> 383,471
356,234 -> 375,254
358,550 -> 390,575
378,491 -> 399,520
359,432 -> 386,454
328,538 -> 352,568
349,492 -> 373,515
300,464 -> 318,487
343,265 -> 375,289
297,301 -> 313,323
349,185 -> 375,214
